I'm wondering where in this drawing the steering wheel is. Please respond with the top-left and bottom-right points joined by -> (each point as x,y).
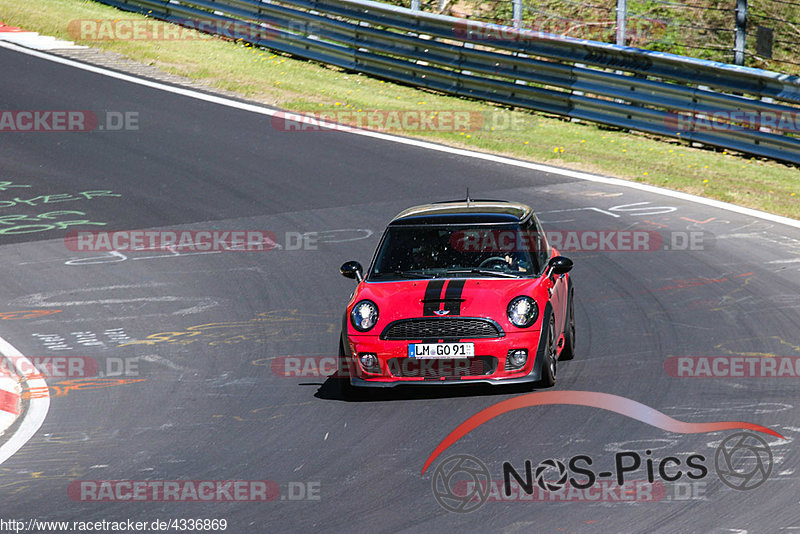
478,256 -> 509,269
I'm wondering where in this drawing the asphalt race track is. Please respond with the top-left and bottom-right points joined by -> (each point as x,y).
1,43 -> 800,532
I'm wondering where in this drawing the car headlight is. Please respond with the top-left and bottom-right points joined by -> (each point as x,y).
507,296 -> 538,328
350,300 -> 379,332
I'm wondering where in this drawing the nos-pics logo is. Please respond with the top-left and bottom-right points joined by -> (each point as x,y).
431,431 -> 773,513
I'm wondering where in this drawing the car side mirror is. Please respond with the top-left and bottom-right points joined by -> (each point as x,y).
340,261 -> 364,282
547,256 -> 573,276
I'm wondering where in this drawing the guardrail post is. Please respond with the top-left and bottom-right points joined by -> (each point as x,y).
616,0 -> 627,46
411,0 -> 419,11
513,0 -> 522,30
734,0 -> 747,65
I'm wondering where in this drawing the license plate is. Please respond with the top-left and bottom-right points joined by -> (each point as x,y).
408,342 -> 474,359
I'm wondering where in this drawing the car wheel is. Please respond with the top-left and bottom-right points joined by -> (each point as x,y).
536,315 -> 557,388
559,289 -> 575,361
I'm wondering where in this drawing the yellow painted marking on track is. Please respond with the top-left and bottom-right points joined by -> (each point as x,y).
233,413 -> 285,422
120,310 -> 336,347
22,378 -> 146,399
0,310 -> 63,320
714,336 -> 800,358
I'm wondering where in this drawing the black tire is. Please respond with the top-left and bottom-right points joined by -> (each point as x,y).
559,289 -> 575,361
337,337 -> 355,400
535,315 -> 557,388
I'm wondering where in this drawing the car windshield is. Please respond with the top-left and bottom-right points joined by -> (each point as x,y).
369,224 -> 544,280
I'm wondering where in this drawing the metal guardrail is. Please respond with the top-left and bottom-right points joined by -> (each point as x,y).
96,0 -> 800,164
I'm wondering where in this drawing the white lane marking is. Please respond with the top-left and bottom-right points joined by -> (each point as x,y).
64,249 -> 222,266
139,354 -> 192,372
0,336 -> 49,465
0,32 -> 87,50
12,284 -> 219,316
1,39 -> 799,231
540,206 -> 621,218
768,258 -> 800,264
608,202 -> 678,216
23,296 -> 196,306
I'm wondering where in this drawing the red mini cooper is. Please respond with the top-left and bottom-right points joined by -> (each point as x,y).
338,199 -> 574,395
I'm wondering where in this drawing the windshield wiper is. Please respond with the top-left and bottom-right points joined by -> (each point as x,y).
443,269 -> 521,279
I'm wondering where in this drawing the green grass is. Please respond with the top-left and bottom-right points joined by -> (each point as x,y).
2,0 -> 799,218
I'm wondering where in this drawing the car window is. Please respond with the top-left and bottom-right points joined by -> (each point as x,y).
369,224 -> 539,279
531,217 -> 550,274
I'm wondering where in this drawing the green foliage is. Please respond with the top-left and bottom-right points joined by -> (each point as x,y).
407,0 -> 800,74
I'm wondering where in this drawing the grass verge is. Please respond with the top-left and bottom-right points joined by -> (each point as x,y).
2,0 -> 799,218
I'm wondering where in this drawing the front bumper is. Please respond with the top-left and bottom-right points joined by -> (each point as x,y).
342,333 -> 544,387
350,373 -> 540,388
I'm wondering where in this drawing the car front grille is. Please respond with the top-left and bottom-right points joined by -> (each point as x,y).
380,318 -> 504,340
387,356 -> 498,378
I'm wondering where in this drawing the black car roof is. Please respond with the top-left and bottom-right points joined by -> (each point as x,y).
389,200 -> 534,226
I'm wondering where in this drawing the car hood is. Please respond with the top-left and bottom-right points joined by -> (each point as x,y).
352,277 -> 544,327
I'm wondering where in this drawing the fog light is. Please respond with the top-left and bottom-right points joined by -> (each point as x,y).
506,349 -> 528,370
359,353 -> 380,373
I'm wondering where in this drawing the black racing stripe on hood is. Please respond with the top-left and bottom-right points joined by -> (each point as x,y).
442,279 -> 466,316
422,279 -> 446,316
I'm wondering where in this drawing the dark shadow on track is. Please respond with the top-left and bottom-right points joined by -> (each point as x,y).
312,374 -> 542,402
